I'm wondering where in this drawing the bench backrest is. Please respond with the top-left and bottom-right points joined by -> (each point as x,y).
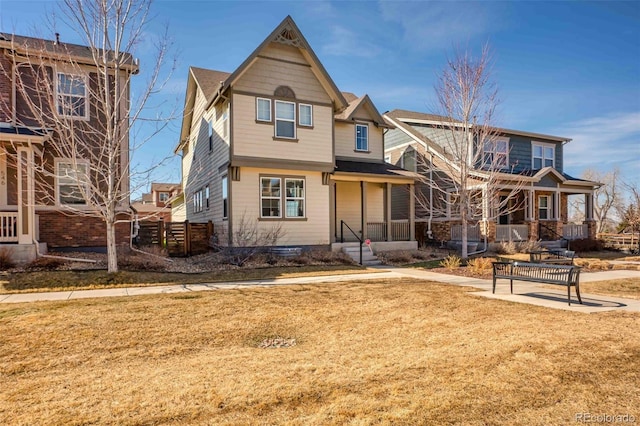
493,261 -> 580,284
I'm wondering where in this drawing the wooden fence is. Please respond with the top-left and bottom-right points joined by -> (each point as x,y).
135,220 -> 214,257
597,233 -> 640,251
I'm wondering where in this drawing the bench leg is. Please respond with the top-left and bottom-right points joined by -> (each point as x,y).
510,278 -> 513,294
575,282 -> 582,305
492,276 -> 496,294
567,285 -> 571,306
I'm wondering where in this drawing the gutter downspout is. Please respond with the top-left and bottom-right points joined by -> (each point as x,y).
427,151 -> 433,239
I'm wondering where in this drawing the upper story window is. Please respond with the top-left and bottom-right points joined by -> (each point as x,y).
532,142 -> 555,169
483,138 -> 509,169
208,120 -> 214,151
299,104 -> 313,127
56,72 -> 88,119
158,192 -> 170,203
355,124 -> 368,152
222,175 -> 228,219
56,159 -> 89,205
222,104 -> 229,142
257,98 -> 271,122
275,100 -> 296,139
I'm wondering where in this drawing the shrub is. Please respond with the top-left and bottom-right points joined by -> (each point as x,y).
378,250 -> 414,265
26,257 -> 65,271
494,241 -> 517,255
570,238 -> 604,253
440,254 -> 461,270
466,257 -> 493,274
0,247 -> 15,270
517,240 -> 541,253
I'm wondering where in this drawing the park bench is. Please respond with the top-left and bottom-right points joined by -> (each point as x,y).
492,261 -> 582,306
529,250 -> 576,265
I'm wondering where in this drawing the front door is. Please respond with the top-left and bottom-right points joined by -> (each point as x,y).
498,195 -> 510,225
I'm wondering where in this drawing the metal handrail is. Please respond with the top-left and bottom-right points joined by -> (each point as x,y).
340,220 -> 363,265
538,221 -> 571,250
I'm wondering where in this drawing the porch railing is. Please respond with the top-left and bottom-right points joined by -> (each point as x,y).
496,224 -> 529,242
563,224 -> 588,240
366,222 -> 387,241
0,212 -> 19,243
364,220 -> 411,241
451,224 -> 481,242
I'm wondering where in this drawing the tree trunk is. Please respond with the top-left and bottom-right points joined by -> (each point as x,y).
106,219 -> 119,273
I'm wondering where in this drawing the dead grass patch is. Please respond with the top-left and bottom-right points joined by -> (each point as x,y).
579,278 -> 640,300
0,265 -> 369,294
1,280 -> 638,424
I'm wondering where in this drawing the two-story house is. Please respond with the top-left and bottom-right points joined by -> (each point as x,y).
0,33 -> 136,261
175,16 -> 417,254
384,109 -> 599,246
131,182 -> 180,222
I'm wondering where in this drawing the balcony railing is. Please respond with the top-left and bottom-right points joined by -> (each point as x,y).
0,212 -> 19,243
391,220 -> 410,241
366,222 -> 387,242
496,224 -> 529,242
563,224 -> 588,240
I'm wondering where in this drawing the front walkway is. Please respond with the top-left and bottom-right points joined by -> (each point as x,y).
1,268 -> 639,313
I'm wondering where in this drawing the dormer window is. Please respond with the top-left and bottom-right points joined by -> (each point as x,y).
355,124 -> 368,151
56,72 -> 88,119
532,142 -> 555,169
158,192 -> 170,202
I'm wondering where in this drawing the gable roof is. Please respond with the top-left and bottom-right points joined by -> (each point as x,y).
205,16 -> 348,112
335,94 -> 391,128
0,32 -> 138,72
386,109 -> 572,143
190,67 -> 231,105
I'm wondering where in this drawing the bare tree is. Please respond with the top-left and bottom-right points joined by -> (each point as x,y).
416,45 -> 527,258
3,0 -> 174,272
570,168 -> 621,233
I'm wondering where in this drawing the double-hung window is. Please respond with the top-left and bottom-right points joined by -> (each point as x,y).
257,98 -> 271,122
483,138 -> 509,168
56,159 -> 89,205
159,192 -> 170,203
532,142 -> 555,169
57,72 -> 88,119
285,179 -> 305,218
355,124 -> 368,151
205,185 -> 210,210
260,177 -> 305,219
275,101 -> 296,139
222,104 -> 229,142
538,195 -> 552,220
208,120 -> 214,151
261,177 -> 281,217
222,175 -> 228,219
299,104 -> 312,127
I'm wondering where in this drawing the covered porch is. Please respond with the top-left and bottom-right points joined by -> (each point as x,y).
0,126 -> 47,262
330,160 -> 417,251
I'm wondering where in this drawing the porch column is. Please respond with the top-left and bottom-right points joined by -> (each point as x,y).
17,147 -> 34,245
481,186 -> 489,220
330,181 -> 336,243
585,193 -> 594,221
360,181 -> 367,240
409,183 -> 415,241
385,182 -> 392,241
554,192 -> 560,220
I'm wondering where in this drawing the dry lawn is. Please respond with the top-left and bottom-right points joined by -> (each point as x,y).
580,278 -> 640,300
1,279 -> 639,425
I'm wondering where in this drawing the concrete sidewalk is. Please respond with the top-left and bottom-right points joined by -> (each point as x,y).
1,268 -> 639,313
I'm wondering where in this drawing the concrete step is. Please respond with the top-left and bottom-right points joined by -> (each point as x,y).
342,246 -> 381,265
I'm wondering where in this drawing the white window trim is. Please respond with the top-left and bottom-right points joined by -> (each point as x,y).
208,119 -> 214,151
274,100 -> 296,139
221,175 -> 228,219
222,103 -> 229,143
538,195 -> 553,220
55,158 -> 90,206
260,177 -> 282,218
256,97 -> 272,122
158,192 -> 170,202
355,123 -> 369,152
55,71 -> 90,121
532,141 -> 555,169
284,178 -> 305,218
298,103 -> 313,127
483,136 -> 510,169
205,185 -> 210,210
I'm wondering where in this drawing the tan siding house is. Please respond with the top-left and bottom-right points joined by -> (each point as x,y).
176,16 -> 417,253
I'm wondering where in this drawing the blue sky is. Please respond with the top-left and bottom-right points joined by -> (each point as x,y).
1,0 -> 639,194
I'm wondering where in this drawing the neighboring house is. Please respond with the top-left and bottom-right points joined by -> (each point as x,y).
131,182 -> 180,222
0,33 -> 136,261
175,16 -> 417,251
384,109 -> 600,245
